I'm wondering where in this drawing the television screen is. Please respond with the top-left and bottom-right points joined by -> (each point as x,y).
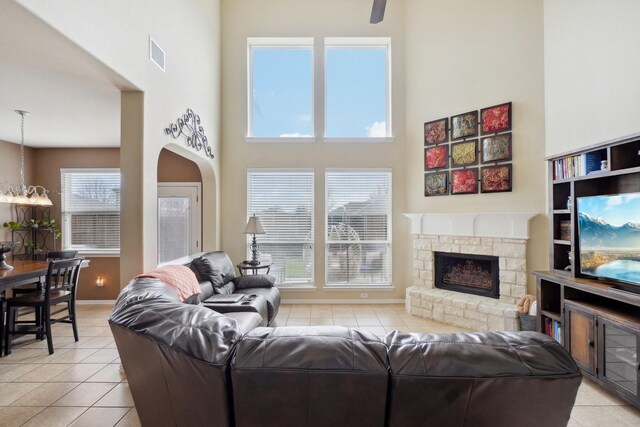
577,193 -> 640,287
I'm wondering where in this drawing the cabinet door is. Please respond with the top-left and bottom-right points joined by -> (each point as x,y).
565,302 -> 596,375
597,317 -> 639,402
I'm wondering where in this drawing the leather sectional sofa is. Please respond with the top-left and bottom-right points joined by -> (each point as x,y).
109,277 -> 582,427
186,251 -> 280,325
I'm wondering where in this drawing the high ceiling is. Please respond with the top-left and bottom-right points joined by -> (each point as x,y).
0,1 -> 132,148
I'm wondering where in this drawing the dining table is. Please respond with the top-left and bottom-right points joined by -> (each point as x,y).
0,257 -> 90,292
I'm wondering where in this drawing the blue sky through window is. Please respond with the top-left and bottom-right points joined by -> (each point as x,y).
251,48 -> 313,137
326,48 -> 387,138
250,42 -> 388,139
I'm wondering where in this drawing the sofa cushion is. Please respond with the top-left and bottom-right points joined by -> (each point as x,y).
234,274 -> 275,290
190,257 -> 225,288
200,251 -> 236,285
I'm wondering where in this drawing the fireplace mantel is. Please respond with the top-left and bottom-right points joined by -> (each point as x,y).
403,213 -> 537,240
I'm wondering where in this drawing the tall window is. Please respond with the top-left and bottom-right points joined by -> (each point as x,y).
325,38 -> 391,139
61,169 -> 120,255
247,170 -> 314,286
247,37 -> 392,141
247,38 -> 314,139
325,170 -> 391,286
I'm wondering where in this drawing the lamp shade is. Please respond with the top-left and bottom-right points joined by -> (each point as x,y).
244,215 -> 265,234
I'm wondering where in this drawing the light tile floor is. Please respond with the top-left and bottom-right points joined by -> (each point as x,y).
0,303 -> 638,426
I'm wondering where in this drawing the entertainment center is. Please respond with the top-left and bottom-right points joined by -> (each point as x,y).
535,132 -> 640,408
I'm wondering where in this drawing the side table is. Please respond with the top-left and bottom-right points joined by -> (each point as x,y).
236,261 -> 272,276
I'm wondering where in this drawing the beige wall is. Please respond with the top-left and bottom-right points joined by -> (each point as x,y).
404,0 -> 547,294
544,0 -> 640,156
221,0 -> 546,299
221,0 -> 408,301
33,148 -> 121,300
0,139 -> 35,240
17,0 -> 222,283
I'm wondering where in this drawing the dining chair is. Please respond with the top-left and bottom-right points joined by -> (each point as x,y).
11,250 -> 80,337
4,257 -> 83,355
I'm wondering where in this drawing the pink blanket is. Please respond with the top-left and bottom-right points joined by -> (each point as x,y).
136,265 -> 201,301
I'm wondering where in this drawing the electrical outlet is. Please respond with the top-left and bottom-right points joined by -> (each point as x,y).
360,292 -> 368,299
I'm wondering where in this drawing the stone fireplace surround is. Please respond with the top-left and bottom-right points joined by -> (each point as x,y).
404,213 -> 536,332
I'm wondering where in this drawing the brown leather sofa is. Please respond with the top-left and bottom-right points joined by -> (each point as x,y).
109,279 -> 582,427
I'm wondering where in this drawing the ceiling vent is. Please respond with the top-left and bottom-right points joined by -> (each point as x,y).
149,37 -> 165,71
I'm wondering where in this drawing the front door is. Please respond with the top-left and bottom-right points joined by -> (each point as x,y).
157,183 -> 201,263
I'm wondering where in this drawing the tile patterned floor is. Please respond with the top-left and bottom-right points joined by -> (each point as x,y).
0,303 -> 638,426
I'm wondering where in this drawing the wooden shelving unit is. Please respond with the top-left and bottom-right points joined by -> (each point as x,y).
536,132 -> 640,408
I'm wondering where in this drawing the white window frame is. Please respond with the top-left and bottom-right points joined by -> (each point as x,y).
247,168 -> 315,288
324,168 -> 393,289
60,168 -> 121,257
246,37 -> 315,143
323,37 -> 393,143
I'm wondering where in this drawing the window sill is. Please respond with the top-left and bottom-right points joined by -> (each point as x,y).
245,137 -> 395,144
277,285 -> 316,290
73,251 -> 120,258
322,137 -> 394,144
323,285 -> 395,291
246,136 -> 315,144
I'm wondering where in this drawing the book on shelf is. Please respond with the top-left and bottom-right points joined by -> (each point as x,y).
543,317 -> 562,343
553,150 -> 607,180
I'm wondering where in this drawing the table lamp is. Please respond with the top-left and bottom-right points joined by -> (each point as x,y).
244,214 -> 265,265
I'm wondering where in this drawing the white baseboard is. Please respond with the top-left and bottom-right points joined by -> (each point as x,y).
282,298 -> 405,305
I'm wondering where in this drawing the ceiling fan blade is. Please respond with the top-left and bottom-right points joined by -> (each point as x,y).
370,0 -> 387,24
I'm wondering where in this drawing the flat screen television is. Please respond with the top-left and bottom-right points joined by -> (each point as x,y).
577,193 -> 640,290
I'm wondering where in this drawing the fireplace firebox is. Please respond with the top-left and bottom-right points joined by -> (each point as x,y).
434,252 -> 499,299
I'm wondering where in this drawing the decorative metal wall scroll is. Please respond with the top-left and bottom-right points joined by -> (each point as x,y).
165,108 -> 214,159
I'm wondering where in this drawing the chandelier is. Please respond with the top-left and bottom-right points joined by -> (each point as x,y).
0,110 -> 52,206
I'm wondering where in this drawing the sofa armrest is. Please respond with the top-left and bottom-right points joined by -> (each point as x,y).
233,274 -> 275,290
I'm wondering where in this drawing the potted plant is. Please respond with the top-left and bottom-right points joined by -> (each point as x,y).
24,241 -> 35,254
2,221 -> 22,231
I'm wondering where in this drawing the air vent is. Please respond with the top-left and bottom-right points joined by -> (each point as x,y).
149,37 -> 165,71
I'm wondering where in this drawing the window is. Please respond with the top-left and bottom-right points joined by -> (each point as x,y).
247,37 -> 392,141
325,170 -> 391,286
61,169 -> 120,255
325,38 -> 391,139
247,170 -> 314,286
247,38 -> 314,139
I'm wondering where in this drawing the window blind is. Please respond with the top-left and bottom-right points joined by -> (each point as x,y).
247,170 -> 314,286
61,169 -> 121,254
325,171 -> 391,285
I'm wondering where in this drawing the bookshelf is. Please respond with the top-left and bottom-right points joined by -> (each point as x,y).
536,132 -> 640,408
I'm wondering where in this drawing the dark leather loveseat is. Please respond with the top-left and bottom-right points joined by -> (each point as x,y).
109,279 -> 582,427
186,251 -> 280,325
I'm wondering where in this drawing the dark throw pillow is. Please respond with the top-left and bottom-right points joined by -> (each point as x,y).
190,256 -> 225,290
234,274 -> 276,290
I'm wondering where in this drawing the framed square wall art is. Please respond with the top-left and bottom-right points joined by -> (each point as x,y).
450,110 -> 478,141
424,118 -> 449,145
481,102 -> 512,135
451,168 -> 478,194
424,172 -> 448,196
481,134 -> 512,163
451,140 -> 478,167
481,164 -> 512,193
425,145 -> 448,170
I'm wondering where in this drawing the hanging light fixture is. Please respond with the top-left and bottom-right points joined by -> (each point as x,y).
0,110 -> 52,206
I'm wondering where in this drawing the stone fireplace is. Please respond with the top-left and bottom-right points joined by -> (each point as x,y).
404,213 -> 536,332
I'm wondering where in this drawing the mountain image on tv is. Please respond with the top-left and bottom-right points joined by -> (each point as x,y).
577,194 -> 640,286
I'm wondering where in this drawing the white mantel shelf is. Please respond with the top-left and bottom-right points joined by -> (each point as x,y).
403,213 -> 537,240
